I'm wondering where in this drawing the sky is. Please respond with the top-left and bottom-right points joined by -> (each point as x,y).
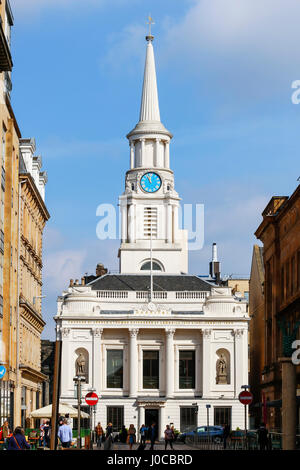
10,0 -> 300,339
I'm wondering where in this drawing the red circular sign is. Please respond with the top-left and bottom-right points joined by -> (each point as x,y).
239,390 -> 253,405
85,392 -> 99,406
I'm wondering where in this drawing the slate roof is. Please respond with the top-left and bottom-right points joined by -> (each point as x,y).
87,274 -> 212,292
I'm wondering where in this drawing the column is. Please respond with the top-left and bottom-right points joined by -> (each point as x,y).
129,329 -> 139,398
121,203 -> 127,243
128,204 -> 135,243
166,204 -> 172,243
196,340 -> 202,395
159,406 -> 165,439
164,141 -> 170,168
138,405 -> 145,435
280,357 -> 297,450
130,142 -> 134,169
173,205 -> 179,243
155,138 -> 160,167
92,328 -> 103,394
165,329 -> 175,398
140,139 -> 145,167
60,328 -> 71,394
202,329 -> 211,398
233,329 -> 245,397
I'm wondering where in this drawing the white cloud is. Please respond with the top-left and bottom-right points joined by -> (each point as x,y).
160,0 -> 300,98
43,248 -> 87,293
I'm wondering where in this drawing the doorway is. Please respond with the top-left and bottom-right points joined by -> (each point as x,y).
145,408 -> 159,436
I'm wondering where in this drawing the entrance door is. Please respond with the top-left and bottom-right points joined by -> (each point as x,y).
145,408 -> 159,437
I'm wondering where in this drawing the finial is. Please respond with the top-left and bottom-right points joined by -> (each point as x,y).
146,14 -> 155,42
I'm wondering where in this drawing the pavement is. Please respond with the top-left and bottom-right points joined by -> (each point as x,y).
94,440 -> 196,451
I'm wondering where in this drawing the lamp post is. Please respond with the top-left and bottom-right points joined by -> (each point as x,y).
206,404 -> 211,445
73,375 -> 86,449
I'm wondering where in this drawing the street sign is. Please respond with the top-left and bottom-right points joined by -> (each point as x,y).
85,392 -> 99,406
0,366 -> 6,379
239,390 -> 253,405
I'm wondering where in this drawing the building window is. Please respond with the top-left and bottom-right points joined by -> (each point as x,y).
107,406 -> 124,432
107,350 -> 123,388
214,407 -> 232,428
180,407 -> 197,433
144,207 -> 157,239
286,260 -> 290,300
1,167 -> 5,192
179,351 -> 195,389
0,230 -> 4,254
143,350 -> 159,389
0,295 -> 3,317
140,261 -> 162,271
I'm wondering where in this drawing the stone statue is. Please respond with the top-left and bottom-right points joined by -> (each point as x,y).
75,352 -> 86,377
216,354 -> 228,384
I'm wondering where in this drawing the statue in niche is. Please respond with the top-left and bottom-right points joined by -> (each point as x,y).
216,353 -> 228,384
75,352 -> 86,378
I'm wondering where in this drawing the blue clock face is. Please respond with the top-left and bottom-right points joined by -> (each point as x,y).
140,172 -> 161,193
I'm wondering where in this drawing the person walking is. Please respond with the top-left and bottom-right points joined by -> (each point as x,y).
149,423 -> 157,451
128,424 -> 136,450
257,422 -> 269,450
164,424 -> 174,450
95,422 -> 104,448
43,421 -> 51,448
104,422 -> 114,450
120,425 -> 128,444
223,423 -> 230,449
58,419 -> 73,449
7,427 -> 30,450
139,424 -> 147,445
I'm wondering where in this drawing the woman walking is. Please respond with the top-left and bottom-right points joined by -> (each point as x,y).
127,424 -> 136,450
164,424 -> 174,450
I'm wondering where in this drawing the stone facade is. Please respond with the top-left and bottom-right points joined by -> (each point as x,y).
254,186 -> 300,430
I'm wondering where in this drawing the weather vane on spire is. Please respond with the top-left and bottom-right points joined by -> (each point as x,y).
146,15 -> 155,42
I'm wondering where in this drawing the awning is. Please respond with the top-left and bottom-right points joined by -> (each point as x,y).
30,403 -> 89,419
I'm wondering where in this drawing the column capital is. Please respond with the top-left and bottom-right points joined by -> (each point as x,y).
129,328 -> 139,338
202,328 -> 212,338
232,329 -> 244,338
92,328 -> 103,338
61,328 -> 70,338
165,328 -> 176,338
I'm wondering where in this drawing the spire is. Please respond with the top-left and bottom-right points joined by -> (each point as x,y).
127,32 -> 172,139
139,37 -> 160,122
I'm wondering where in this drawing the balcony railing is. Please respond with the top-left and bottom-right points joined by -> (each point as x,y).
96,290 -> 209,302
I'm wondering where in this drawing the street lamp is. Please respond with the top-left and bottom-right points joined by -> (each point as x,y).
73,375 -> 86,449
206,404 -> 211,445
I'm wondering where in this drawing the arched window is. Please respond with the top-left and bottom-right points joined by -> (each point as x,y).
215,348 -> 230,385
140,261 -> 162,271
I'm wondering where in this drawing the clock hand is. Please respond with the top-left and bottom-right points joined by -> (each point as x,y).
148,175 -> 152,184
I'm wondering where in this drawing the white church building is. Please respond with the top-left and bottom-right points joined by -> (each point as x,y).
54,33 -> 249,438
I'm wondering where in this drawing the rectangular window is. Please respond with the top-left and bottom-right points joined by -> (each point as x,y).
180,407 -> 197,433
214,407 -> 232,428
286,260 -> 290,300
179,350 -> 195,389
0,295 -> 3,317
0,230 -> 4,254
144,207 -> 158,239
107,407 -> 124,432
107,350 -> 123,388
291,256 -> 295,296
1,167 -> 5,192
143,350 -> 159,389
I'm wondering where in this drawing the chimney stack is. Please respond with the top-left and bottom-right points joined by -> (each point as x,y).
209,242 -> 221,282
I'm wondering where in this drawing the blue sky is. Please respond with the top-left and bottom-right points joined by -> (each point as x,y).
10,0 -> 300,339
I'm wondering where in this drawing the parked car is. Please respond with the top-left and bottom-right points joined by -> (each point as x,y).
179,425 -> 224,443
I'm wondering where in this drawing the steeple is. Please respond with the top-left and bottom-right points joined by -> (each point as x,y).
139,37 -> 160,122
127,35 -> 171,138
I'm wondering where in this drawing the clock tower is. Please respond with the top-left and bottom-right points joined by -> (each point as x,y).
118,34 -> 188,274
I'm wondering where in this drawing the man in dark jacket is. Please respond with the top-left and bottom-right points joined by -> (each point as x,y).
257,423 -> 268,450
149,423 -> 157,450
8,427 -> 30,450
